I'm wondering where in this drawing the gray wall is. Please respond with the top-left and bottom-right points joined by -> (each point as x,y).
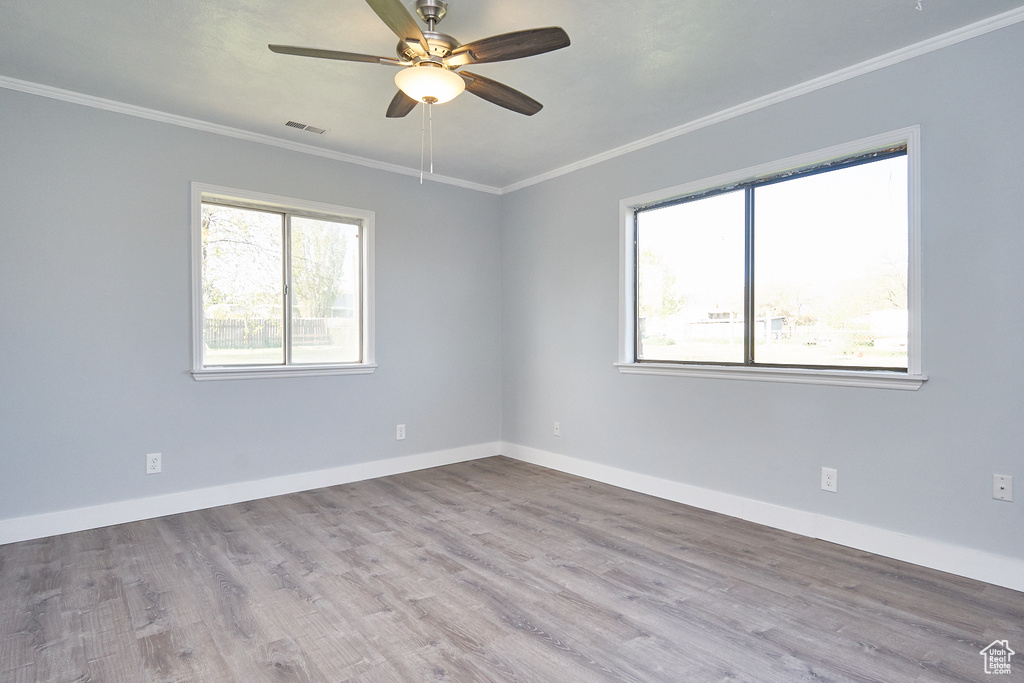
2,21 -> 1022,562
499,23 -> 1024,559
0,88 -> 502,519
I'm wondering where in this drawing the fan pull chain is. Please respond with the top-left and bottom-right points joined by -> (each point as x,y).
418,102 -> 436,183
419,102 -> 426,184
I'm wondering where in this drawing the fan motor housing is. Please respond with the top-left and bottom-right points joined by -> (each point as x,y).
397,31 -> 460,62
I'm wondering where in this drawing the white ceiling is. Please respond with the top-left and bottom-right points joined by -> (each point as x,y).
3,0 -> 1023,190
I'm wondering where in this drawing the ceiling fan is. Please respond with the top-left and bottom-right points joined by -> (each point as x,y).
269,0 -> 570,118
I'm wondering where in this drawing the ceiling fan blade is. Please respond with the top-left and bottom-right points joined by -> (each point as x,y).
269,44 -> 404,65
460,71 -> 542,116
446,27 -> 570,67
386,90 -> 419,118
364,0 -> 430,57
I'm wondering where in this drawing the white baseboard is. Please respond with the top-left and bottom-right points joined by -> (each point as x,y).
0,442 -> 499,546
6,441 -> 1021,593
501,443 -> 1024,593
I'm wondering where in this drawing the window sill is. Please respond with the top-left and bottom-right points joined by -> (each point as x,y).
614,362 -> 926,390
192,363 -> 377,381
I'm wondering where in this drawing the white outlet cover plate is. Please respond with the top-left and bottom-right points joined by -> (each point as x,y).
821,467 -> 837,492
993,474 -> 1013,501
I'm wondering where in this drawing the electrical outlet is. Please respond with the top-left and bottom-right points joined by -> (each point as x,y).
396,424 -> 406,441
993,474 -> 1013,502
146,453 -> 162,475
821,467 -> 837,492
553,421 -> 561,437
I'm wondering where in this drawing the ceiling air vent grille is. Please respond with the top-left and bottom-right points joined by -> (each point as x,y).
285,121 -> 327,135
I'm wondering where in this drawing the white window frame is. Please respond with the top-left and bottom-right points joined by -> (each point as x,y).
190,182 -> 376,381
616,127 -> 925,390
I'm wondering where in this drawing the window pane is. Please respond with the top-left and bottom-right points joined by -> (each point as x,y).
753,156 -> 908,368
290,217 -> 361,364
637,190 -> 746,363
201,204 -> 284,366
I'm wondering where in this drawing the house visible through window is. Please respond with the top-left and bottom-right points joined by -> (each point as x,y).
631,140 -> 915,376
191,184 -> 375,379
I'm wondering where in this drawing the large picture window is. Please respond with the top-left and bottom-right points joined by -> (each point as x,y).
619,129 -> 924,389
191,184 -> 375,380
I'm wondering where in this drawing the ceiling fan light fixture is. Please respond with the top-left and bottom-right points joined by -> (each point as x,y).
395,64 -> 465,104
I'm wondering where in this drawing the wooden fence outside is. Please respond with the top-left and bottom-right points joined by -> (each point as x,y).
204,318 -> 330,349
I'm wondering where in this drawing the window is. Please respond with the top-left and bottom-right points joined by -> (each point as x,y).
618,128 -> 924,389
190,183 -> 375,380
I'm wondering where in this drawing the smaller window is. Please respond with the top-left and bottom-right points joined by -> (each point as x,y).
191,184 -> 375,380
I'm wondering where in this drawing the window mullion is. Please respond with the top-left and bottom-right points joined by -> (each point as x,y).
743,186 -> 756,365
282,214 -> 292,366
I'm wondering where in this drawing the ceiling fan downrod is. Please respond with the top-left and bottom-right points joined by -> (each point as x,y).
415,0 -> 448,31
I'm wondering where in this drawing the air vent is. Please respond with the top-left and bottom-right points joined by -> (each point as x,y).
285,121 -> 327,135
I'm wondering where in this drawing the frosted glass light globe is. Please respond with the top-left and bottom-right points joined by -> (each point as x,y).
395,65 -> 465,104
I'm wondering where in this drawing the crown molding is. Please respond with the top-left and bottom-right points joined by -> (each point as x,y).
498,5 -> 1024,194
0,75 -> 502,195
3,5 -> 1022,197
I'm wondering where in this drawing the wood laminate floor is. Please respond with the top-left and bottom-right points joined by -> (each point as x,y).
1,456 -> 1021,682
